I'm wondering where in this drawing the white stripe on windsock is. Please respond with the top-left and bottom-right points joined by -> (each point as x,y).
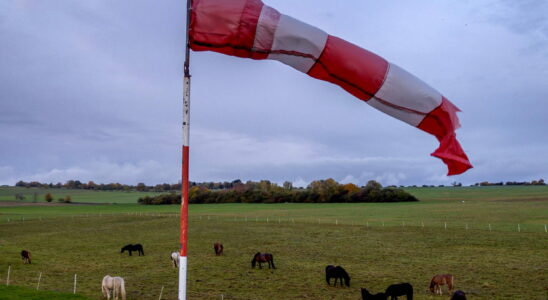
369,63 -> 442,126
253,6 -> 280,52
267,13 -> 328,73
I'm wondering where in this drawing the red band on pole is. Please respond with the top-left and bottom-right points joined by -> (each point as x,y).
180,145 -> 190,257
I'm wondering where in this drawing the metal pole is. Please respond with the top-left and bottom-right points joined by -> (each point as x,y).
179,1 -> 192,299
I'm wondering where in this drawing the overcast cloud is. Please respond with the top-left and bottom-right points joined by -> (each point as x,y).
1,0 -> 547,187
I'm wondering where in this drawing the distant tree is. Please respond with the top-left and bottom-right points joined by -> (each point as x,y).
44,193 -> 53,202
136,182 -> 147,192
283,181 -> 293,190
365,180 -> 382,190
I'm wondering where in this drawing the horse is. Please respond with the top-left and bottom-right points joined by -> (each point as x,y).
385,283 -> 413,300
21,250 -> 31,264
251,252 -> 276,269
429,274 -> 454,295
170,252 -> 179,268
120,244 -> 144,256
101,275 -> 126,300
213,242 -> 223,256
325,265 -> 350,287
451,290 -> 467,300
361,287 -> 386,299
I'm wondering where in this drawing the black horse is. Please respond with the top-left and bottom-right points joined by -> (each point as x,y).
361,288 -> 386,300
451,290 -> 467,300
325,265 -> 350,287
121,244 -> 145,256
251,252 -> 275,269
385,283 -> 413,300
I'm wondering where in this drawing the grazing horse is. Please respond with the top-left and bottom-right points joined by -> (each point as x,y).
451,290 -> 467,300
361,287 -> 386,300
325,265 -> 350,287
101,275 -> 126,300
170,252 -> 179,268
251,252 -> 276,269
213,242 -> 223,256
120,244 -> 144,256
429,274 -> 454,295
21,250 -> 31,264
385,283 -> 413,300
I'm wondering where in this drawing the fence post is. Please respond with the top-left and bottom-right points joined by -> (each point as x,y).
421,221 -> 424,228
73,274 -> 77,294
267,217 -> 269,223
382,221 -> 384,227
366,221 -> 369,229
278,217 -> 280,223
545,224 -> 547,233
466,223 -> 468,230
489,223 -> 491,231
444,222 -> 447,230
159,285 -> 164,300
518,224 -> 521,232
6,265 -> 10,286
402,221 -> 405,227
36,272 -> 42,290
318,218 -> 320,224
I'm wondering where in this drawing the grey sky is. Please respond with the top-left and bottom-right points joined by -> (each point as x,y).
1,0 -> 547,187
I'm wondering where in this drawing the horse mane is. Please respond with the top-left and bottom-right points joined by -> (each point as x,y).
251,252 -> 260,268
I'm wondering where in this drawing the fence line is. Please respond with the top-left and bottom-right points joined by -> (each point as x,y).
2,212 -> 547,234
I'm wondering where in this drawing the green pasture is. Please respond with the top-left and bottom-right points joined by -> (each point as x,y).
0,285 -> 93,300
0,186 -> 547,299
0,214 -> 546,299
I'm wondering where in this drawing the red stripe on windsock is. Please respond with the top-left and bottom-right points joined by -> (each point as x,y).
308,35 -> 388,101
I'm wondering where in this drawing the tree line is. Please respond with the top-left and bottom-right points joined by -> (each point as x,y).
138,179 -> 418,205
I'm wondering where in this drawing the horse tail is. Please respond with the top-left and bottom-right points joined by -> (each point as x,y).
251,253 -> 258,268
270,254 -> 276,269
119,279 -> 126,300
408,287 -> 413,300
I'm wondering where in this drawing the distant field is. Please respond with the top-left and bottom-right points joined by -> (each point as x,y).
0,186 -> 547,299
0,187 -> 165,204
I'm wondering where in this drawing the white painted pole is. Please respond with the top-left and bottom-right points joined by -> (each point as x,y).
36,272 -> 42,290
73,274 -> 77,294
159,285 -> 164,300
179,256 -> 188,300
6,265 -> 10,286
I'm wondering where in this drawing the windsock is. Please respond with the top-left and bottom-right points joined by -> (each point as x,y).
189,0 -> 473,175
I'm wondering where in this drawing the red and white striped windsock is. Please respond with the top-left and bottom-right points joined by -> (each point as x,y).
189,0 -> 473,175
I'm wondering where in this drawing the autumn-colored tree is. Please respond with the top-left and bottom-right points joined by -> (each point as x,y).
44,193 -> 53,202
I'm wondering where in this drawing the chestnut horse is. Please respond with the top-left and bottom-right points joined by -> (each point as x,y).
21,250 -> 31,264
213,242 -> 223,256
251,252 -> 275,269
429,274 -> 454,295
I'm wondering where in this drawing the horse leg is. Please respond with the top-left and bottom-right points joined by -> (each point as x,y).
258,261 -> 262,269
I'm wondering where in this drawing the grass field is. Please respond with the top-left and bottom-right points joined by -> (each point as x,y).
0,186 -> 547,299
0,285 -> 93,300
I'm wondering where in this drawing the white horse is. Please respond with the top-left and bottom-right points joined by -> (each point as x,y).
102,275 -> 126,300
171,251 -> 180,268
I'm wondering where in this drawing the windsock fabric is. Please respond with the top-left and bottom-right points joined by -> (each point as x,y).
189,0 -> 473,175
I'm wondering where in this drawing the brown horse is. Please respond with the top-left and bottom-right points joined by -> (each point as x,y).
21,250 -> 31,264
213,242 -> 223,256
251,252 -> 275,269
430,274 -> 454,295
